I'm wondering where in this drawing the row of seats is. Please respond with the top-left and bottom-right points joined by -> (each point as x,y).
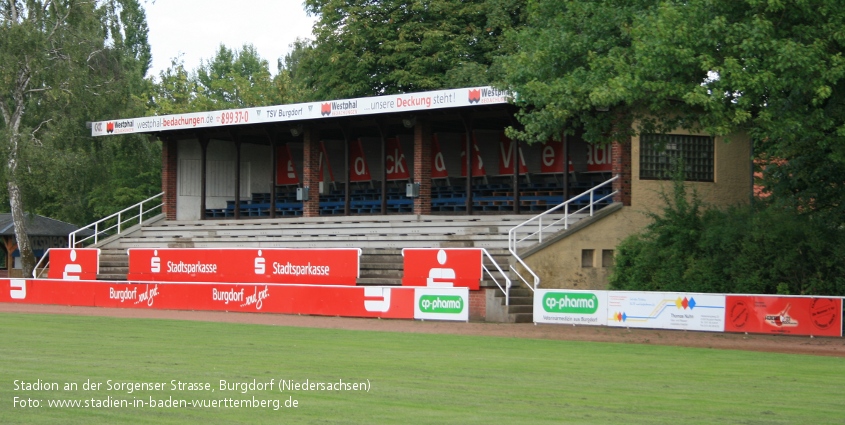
205,182 -> 612,218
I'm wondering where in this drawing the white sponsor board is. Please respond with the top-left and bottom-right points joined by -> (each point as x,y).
413,287 -> 469,322
534,289 -> 608,326
91,86 -> 509,137
606,291 -> 726,332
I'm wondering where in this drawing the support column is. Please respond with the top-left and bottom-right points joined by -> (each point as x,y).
376,121 -> 387,215
339,124 -> 352,216
268,133 -> 277,219
199,135 -> 209,220
413,119 -> 432,215
563,134 -> 570,201
303,127 -> 321,217
161,137 -> 178,220
612,136 -> 632,206
233,136 -> 242,220
461,113 -> 474,215
512,137 -> 520,213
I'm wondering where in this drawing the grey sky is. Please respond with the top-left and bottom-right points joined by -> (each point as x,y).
145,0 -> 315,78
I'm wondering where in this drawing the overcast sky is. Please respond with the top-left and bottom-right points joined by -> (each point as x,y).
145,0 -> 316,79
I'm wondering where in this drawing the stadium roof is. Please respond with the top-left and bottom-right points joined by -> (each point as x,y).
90,86 -> 510,138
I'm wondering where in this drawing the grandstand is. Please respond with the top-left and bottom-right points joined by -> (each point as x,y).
79,86 -> 752,321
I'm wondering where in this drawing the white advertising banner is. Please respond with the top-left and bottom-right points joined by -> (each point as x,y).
91,86 -> 509,137
413,287 -> 469,322
534,289 -> 608,326
606,291 -> 726,332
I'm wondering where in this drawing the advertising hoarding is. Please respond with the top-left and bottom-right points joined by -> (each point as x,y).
607,291 -> 726,332
725,296 -> 842,337
534,290 -> 607,325
127,248 -> 360,285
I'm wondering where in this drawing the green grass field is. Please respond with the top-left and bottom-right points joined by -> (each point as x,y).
0,313 -> 842,424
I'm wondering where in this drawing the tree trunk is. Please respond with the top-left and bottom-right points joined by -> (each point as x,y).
8,179 -> 36,277
5,124 -> 36,278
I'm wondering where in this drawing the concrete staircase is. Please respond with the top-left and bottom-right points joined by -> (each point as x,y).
92,213 -> 586,322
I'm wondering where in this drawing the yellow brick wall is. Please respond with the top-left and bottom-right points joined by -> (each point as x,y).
520,130 -> 752,290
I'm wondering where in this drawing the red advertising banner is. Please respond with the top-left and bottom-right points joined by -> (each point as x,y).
0,279 -> 414,319
401,248 -> 482,290
46,248 -> 99,280
498,133 -> 528,175
275,144 -> 300,185
540,138 -> 573,173
385,138 -> 410,180
587,143 -> 613,172
431,135 -> 449,179
318,141 -> 335,183
126,248 -> 360,285
460,135 -> 486,177
349,139 -> 372,182
725,296 -> 842,337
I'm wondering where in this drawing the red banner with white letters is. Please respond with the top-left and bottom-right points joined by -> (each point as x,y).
401,248 -> 482,290
349,139 -> 372,182
587,143 -> 613,172
431,135 -> 449,179
275,144 -> 300,185
385,138 -> 410,180
318,141 -> 335,183
540,138 -> 573,173
725,296 -> 842,337
126,248 -> 360,285
0,279 -> 414,319
460,135 -> 486,177
46,248 -> 99,280
498,133 -> 528,175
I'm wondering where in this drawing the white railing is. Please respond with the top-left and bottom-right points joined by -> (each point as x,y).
508,175 -> 619,291
32,248 -> 53,278
481,248 -> 512,306
69,193 -> 164,247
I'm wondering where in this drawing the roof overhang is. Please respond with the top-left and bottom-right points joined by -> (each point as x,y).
90,86 -> 512,139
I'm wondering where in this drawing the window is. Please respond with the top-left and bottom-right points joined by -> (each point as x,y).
640,134 -> 714,182
581,249 -> 594,268
602,250 -> 614,268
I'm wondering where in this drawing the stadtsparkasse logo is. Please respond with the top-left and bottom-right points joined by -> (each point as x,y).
468,89 -> 481,104
106,122 -> 115,133
321,103 -> 332,116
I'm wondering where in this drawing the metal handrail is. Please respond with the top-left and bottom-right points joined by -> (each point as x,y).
481,248 -> 512,306
508,175 -> 620,291
69,192 -> 164,247
32,248 -> 53,278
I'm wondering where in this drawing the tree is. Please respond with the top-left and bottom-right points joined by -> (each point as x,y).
151,44 -> 285,113
296,0 -> 524,100
498,0 -> 845,223
0,0 -> 152,276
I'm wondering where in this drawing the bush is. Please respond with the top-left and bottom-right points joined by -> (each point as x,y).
609,180 -> 845,296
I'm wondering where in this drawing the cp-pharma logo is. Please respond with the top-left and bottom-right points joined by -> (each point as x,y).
543,292 -> 598,314
419,295 -> 464,314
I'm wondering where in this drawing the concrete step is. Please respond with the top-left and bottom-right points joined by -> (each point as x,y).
511,313 -> 533,323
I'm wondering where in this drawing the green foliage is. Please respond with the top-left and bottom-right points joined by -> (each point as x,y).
610,181 -> 845,296
150,44 -> 287,113
295,0 -> 524,100
499,0 -> 845,225
0,0 -> 160,272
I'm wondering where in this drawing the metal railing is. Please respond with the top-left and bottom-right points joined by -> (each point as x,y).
508,175 -> 619,291
69,192 -> 164,247
32,248 -> 53,278
481,248 -> 512,306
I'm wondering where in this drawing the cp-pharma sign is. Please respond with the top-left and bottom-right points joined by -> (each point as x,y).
413,287 -> 469,322
534,290 -> 607,326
